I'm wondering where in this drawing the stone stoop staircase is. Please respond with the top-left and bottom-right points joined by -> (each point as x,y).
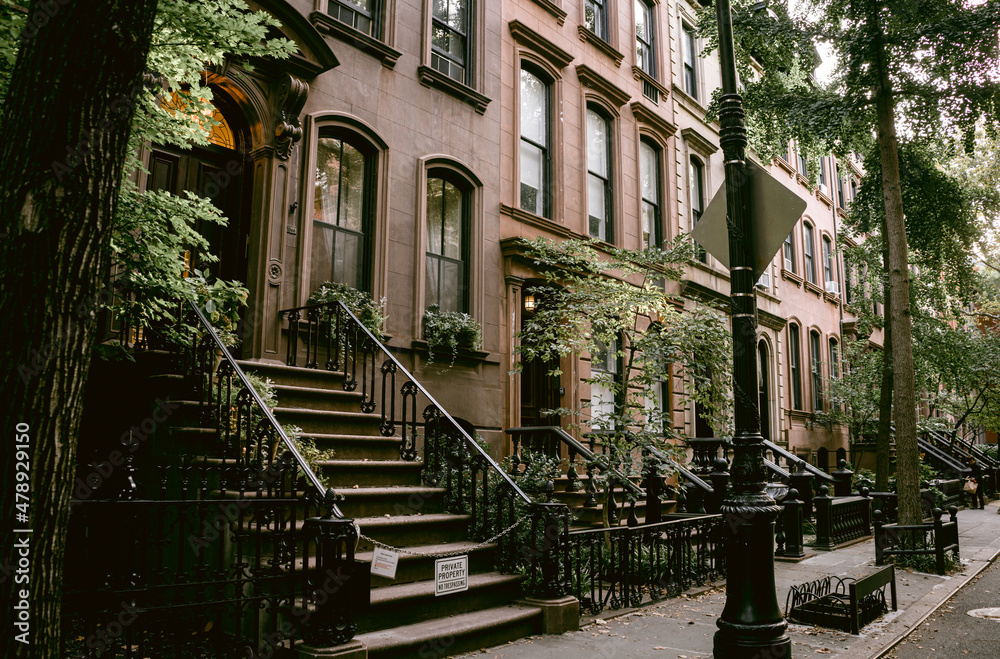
238,361 -> 544,658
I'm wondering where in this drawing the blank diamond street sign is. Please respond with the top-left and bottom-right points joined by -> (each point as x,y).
690,160 -> 807,281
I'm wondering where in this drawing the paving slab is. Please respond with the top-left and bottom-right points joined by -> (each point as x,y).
455,502 -> 1000,659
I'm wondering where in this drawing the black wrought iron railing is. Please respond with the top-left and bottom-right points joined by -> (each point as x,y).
64,299 -> 363,658
763,439 -> 837,485
567,514 -> 726,615
506,426 -> 645,526
874,507 -> 960,575
280,301 -> 567,595
813,485 -> 872,549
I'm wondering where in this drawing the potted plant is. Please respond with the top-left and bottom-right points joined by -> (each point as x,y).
423,304 -> 483,366
307,280 -> 387,338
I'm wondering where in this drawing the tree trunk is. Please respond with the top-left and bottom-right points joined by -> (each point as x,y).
870,0 -> 922,525
0,2 -> 158,656
876,238 -> 893,492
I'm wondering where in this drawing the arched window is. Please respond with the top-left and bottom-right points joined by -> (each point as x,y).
639,138 -> 662,249
520,65 -> 551,218
425,171 -> 471,313
586,106 -> 613,243
788,323 -> 802,410
311,131 -> 376,293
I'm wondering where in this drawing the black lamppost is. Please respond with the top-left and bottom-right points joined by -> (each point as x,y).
712,0 -> 791,657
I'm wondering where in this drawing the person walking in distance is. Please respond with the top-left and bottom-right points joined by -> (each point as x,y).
968,457 -> 986,510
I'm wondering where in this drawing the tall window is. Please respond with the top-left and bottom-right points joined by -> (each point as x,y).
829,338 -> 840,379
803,223 -> 816,284
520,66 -> 550,218
850,177 -> 858,202
585,0 -> 609,40
591,336 -> 620,430
425,174 -> 470,313
635,1 -> 656,77
836,166 -> 846,207
810,330 -> 823,411
640,139 -> 662,250
312,135 -> 374,293
789,324 -> 802,410
818,157 -> 828,193
587,107 -> 613,242
690,156 -> 706,262
822,236 -> 834,286
329,0 -> 380,37
431,0 -> 471,84
845,255 -> 854,304
797,151 -> 808,178
682,25 -> 698,100
783,231 -> 795,273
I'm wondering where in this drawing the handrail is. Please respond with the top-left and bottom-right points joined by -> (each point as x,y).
566,512 -> 721,537
506,425 -> 644,499
282,300 -> 533,506
645,443 -> 713,492
763,439 -> 836,483
188,299 -> 336,507
916,436 -> 971,475
765,459 -> 790,481
927,429 -> 998,469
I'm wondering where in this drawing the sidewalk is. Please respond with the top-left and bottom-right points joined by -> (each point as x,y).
457,503 -> 1000,659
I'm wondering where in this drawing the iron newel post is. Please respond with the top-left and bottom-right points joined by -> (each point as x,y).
712,0 -> 792,657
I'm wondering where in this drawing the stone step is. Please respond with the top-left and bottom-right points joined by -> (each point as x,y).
273,406 -> 383,435
270,382 -> 367,413
354,604 -> 541,659
356,571 -> 525,634
318,460 -> 424,488
354,513 -> 473,550
339,485 -> 447,518
297,432 -> 403,461
355,539 -> 497,587
236,360 -> 348,390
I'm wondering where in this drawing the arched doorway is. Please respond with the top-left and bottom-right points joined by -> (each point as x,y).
519,283 -> 562,431
146,91 -> 253,286
758,340 -> 771,441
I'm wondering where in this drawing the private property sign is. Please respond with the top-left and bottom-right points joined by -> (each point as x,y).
434,555 -> 469,596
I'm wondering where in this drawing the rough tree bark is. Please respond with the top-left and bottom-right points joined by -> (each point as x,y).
0,2 -> 158,656
870,0 -> 922,525
876,232 -> 893,493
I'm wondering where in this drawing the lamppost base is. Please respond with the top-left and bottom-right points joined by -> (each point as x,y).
714,626 -> 791,659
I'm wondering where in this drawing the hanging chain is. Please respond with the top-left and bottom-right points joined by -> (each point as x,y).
358,516 -> 528,559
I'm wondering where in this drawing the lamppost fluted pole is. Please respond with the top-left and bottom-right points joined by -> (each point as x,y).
712,0 -> 791,657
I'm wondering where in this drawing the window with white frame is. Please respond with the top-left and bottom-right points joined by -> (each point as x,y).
823,235 -> 834,286
682,24 -> 698,100
640,138 -> 662,250
520,65 -> 551,218
587,106 -> 613,242
803,223 -> 816,284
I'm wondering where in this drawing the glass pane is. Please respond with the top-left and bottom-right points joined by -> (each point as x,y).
635,1 -> 648,43
640,141 -> 657,202
310,222 -> 334,292
315,138 -> 343,225
427,177 -> 443,255
426,258 -> 439,308
588,173 -> 606,239
586,109 -> 608,177
339,142 -> 365,232
441,259 -> 460,312
333,228 -> 361,289
642,201 -> 656,249
520,69 -> 547,144
520,141 -> 544,214
442,180 -> 462,259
